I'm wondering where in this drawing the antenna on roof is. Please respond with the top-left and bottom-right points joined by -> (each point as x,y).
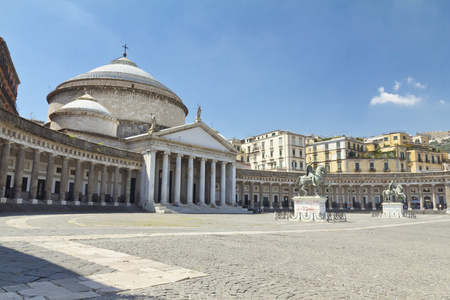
122,44 -> 129,57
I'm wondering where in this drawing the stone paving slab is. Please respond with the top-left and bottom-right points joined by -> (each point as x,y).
0,213 -> 449,299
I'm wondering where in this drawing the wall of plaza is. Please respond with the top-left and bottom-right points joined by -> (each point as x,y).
236,168 -> 449,211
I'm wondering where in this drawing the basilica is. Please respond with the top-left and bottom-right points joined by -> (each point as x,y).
0,51 -> 237,212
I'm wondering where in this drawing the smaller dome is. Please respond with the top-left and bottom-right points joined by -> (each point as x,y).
56,94 -> 115,120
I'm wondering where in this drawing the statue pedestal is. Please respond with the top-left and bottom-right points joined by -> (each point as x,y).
292,196 -> 327,222
381,202 -> 404,218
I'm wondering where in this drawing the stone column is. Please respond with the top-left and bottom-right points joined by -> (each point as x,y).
125,168 -> 132,205
360,186 -> 365,210
338,186 -> 343,210
406,184 -> 411,211
231,163 -> 236,205
432,183 -> 437,211
349,185 -> 354,210
160,151 -> 170,205
113,167 -> 120,205
259,181 -> 263,208
100,164 -> 108,204
59,157 -> 69,202
210,160 -> 216,205
250,181 -> 254,207
44,153 -> 55,204
269,182 -> 273,209
288,183 -> 293,209
328,186 -> 332,210
73,160 -> 83,203
240,181 -> 245,206
144,150 -> 157,204
187,156 -> 194,204
135,169 -> 141,205
87,162 -> 95,204
371,185 -> 376,210
29,149 -> 41,203
0,141 -> 12,201
13,146 -> 26,203
418,184 -> 424,210
220,161 -> 226,206
199,158 -> 206,204
174,154 -> 182,205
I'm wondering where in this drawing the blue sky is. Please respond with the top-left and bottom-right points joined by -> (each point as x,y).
1,0 -> 449,140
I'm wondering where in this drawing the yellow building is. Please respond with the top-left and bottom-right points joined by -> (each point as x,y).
307,132 -> 445,174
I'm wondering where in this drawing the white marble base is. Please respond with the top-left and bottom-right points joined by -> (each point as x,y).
31,199 -> 38,204
0,197 -> 6,203
113,202 -> 119,207
46,200 -> 52,205
381,202 -> 404,218
125,203 -> 131,206
291,196 -> 328,222
87,201 -> 94,206
293,196 -> 327,215
15,198 -> 23,204
100,201 -> 106,206
60,200 -> 67,205
74,201 -> 80,206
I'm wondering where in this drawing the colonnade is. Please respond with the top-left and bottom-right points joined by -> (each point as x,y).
0,140 -> 140,205
237,180 -> 295,209
142,150 -> 236,206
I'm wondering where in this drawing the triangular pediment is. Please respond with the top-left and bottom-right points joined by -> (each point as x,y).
155,122 -> 235,153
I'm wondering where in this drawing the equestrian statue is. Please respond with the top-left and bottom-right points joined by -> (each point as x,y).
382,181 -> 406,202
294,162 -> 329,196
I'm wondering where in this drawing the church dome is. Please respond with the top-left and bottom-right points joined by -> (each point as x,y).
49,94 -> 118,137
46,54 -> 188,138
65,57 -> 174,93
55,94 -> 116,119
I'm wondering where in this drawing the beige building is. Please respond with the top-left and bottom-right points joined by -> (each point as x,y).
237,130 -> 308,172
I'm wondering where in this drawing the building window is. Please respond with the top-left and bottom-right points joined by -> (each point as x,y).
21,177 -> 28,192
438,156 -> 441,163
54,181 -> 60,194
394,136 -> 398,140
432,156 -> 435,163
292,161 -> 297,169
270,151 -> 273,157
355,162 -> 360,171
384,137 -> 388,141
262,152 -> 265,159
418,154 -> 422,162
369,162 -> 374,171
337,162 -> 342,171
336,142 -> 341,148
348,142 -> 351,149
299,162 -> 303,169
270,140 -> 273,148
299,150 -> 303,158
325,143 -> 329,150
261,142 -> 265,149
279,149 -> 283,156
325,153 -> 329,160
292,149 -> 296,157
337,151 -> 341,159
314,155 -> 317,161
384,162 -> 389,171
279,137 -> 283,145
292,137 -> 296,145
279,161 -> 283,169
313,146 -> 317,152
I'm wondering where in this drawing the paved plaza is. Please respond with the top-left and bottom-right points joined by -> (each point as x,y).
0,210 -> 449,299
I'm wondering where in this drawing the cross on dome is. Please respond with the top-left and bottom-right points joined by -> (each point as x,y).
122,44 -> 129,57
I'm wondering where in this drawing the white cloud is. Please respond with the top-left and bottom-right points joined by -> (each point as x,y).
394,81 -> 401,91
439,99 -> 446,104
370,87 -> 422,106
407,77 -> 426,89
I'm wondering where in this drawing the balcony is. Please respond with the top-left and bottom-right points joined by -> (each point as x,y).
369,168 -> 376,172
384,169 -> 390,172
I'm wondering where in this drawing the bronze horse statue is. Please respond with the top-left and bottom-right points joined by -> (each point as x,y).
295,164 -> 328,196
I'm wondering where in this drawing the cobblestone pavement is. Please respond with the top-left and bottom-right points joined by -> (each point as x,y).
0,212 -> 449,299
